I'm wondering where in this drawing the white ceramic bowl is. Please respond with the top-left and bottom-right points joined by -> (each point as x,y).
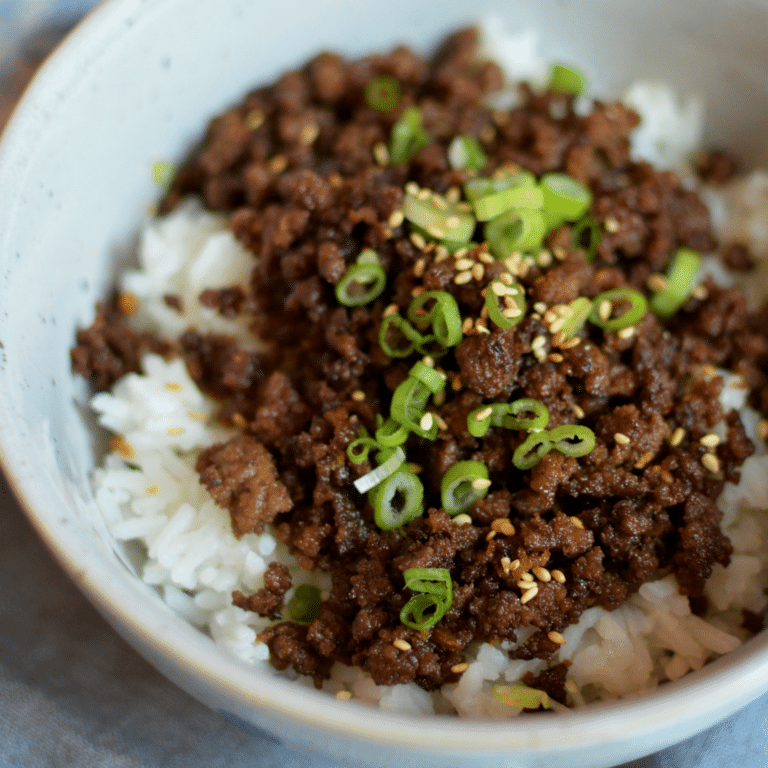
3,1 -> 768,766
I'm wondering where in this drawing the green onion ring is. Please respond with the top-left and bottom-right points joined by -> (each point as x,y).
375,418 -> 410,447
353,446 -> 406,493
539,173 -> 592,222
493,683 -> 552,710
364,74 -> 402,112
464,171 -> 537,204
402,192 -> 476,244
370,469 -> 424,530
472,186 -> 545,222
649,247 -> 703,318
408,290 -> 463,348
335,251 -> 386,306
559,296 -> 594,339
588,288 -> 647,331
548,424 -> 596,458
485,280 -> 526,329
400,567 -> 452,630
408,360 -> 447,394
390,377 -> 438,439
441,460 -> 490,516
512,432 -> 553,470
502,398 -> 550,432
379,314 -> 435,358
389,106 -> 430,164
548,63 -> 587,96
447,134 -> 488,171
288,584 -> 323,624
346,436 -> 379,464
572,216 -> 602,261
486,208 -> 546,258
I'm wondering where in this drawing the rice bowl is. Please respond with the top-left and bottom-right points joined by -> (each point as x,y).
4,1 -> 768,759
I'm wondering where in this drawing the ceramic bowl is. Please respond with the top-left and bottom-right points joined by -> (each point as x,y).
2,0 -> 768,766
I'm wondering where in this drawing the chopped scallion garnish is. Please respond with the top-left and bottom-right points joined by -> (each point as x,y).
400,567 -> 453,630
572,216 -> 602,261
353,446 -> 406,493
547,424 -> 596,457
370,469 -> 424,530
364,74 -> 402,112
288,584 -> 323,624
447,134 -> 488,171
375,417 -> 410,447
559,296 -> 593,339
335,249 -> 386,306
403,191 -> 476,243
588,288 -> 647,331
408,290 -> 464,348
548,63 -> 587,96
485,279 -> 526,329
493,683 -> 552,710
649,247 -> 703,318
390,377 -> 438,439
379,314 -> 434,358
512,431 -> 553,470
441,460 -> 490,516
486,208 -> 546,258
539,173 -> 592,221
389,106 -> 430,164
502,398 -> 550,432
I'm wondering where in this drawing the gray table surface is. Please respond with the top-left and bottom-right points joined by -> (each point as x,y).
2,6 -> 768,768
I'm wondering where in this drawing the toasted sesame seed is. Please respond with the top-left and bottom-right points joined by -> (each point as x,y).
604,217 -> 620,233
597,299 -> 613,321
232,413 -> 248,428
660,469 -> 674,483
118,292 -> 139,315
445,186 -> 461,203
426,224 -> 446,239
451,662 -> 470,674
405,181 -> 420,196
473,477 -> 493,491
455,258 -> 474,271
491,518 -> 515,536
434,414 -> 449,431
614,432 -> 631,445
245,109 -> 265,130
454,271 -> 473,285
165,381 -> 183,392
421,355 -> 435,368
647,274 -> 669,292
691,284 -> 709,300
536,250 -> 553,268
549,318 -> 567,335
551,569 -> 566,583
552,246 -> 567,261
502,306 -> 523,319
520,572 -> 534,582
562,336 -> 582,349
517,579 -> 537,590
434,246 -> 450,262
432,194 -> 449,211
532,566 -> 551,582
188,410 -> 207,421
757,420 -> 768,441
479,251 -> 495,264
509,559 -> 521,571
410,232 -> 427,250
300,122 -> 320,146
669,427 -> 685,446
569,516 -> 585,529
461,317 -> 474,334
500,556 -> 512,574
419,412 -> 434,432
700,364 -> 718,378
702,452 -> 721,473
393,639 -> 412,652
453,247 -> 469,259
548,353 -> 565,363
531,335 -> 547,350
476,324 -> 491,335
335,690 -> 353,701
168,427 -> 185,436
533,302 -> 548,314
473,407 -> 493,422
388,210 -> 405,228
417,188 -> 431,201
351,390 -> 366,402
617,326 -> 636,340
445,215 -> 461,230
413,257 -> 427,278
547,631 -> 566,645
453,513 -> 473,526
471,263 -> 485,281
451,374 -> 463,392
700,433 -> 721,449
520,585 -> 539,604
634,450 -> 654,469
383,303 -> 399,318
268,155 -> 287,173
411,286 -> 425,298
486,531 -> 497,540
573,404 -> 585,419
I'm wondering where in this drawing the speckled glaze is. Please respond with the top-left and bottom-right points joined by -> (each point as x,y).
2,1 -> 768,766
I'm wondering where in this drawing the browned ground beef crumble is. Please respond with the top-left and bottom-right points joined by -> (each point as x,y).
73,28 -> 768,702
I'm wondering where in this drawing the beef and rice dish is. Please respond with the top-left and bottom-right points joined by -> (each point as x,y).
72,26 -> 768,714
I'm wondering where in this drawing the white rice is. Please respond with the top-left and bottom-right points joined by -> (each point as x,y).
89,26 -> 768,717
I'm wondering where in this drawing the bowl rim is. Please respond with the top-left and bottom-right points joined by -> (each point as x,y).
2,0 -> 768,757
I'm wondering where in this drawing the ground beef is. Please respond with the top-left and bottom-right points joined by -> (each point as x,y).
74,27 -> 768,699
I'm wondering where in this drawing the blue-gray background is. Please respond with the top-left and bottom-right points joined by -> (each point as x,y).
1,2 -> 767,766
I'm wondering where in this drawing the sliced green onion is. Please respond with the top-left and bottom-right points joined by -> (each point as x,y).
347,436 -> 379,464
468,405 -> 494,437
389,106 -> 430,164
512,432 -> 553,470
153,160 -> 175,187
548,424 -> 595,458
370,469 -> 424,530
408,290 -> 463,347
559,296 -> 593,339
379,314 -> 434,358
472,186 -> 545,222
335,250 -> 386,306
447,134 -> 488,171
408,360 -> 447,394
353,446 -> 405,493
548,63 -> 587,96
493,683 -> 552,710
542,207 -> 567,232
402,192 -> 476,243
539,173 -> 592,222
400,567 -> 453,630
375,418 -> 410,447
572,216 -> 602,261
589,288 -> 647,331
502,398 -> 550,432
365,74 -> 402,112
289,584 -> 323,624
390,377 -> 438,439
486,208 -> 546,258
649,247 -> 703,318
441,460 -> 490,516
464,171 -> 537,204
485,279 -> 526,329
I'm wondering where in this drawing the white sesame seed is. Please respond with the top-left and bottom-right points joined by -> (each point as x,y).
517,580 -> 537,590
502,306 -> 523,319
335,690 -> 353,701
500,557 -> 512,574
532,566 -> 551,582
569,516 -> 585,529
432,195 -> 449,211
455,258 -> 474,271
451,662 -> 470,674
419,412 -> 434,432
614,432 -> 631,445
598,299 -> 613,321
475,406 -> 494,421
549,317 -> 567,334
531,335 -> 547,350
410,232 -> 427,250
393,639 -> 412,651
533,302 -> 548,314
245,109 -> 265,130
405,181 -> 420,196
413,257 -> 427,278
453,513 -> 473,526
426,224 -> 446,239
617,326 -> 636,340
461,317 -> 473,334
551,569 -> 566,584
547,631 -> 566,645
520,572 -> 534,582
668,427 -> 685,447
573,404 -> 585,419
445,215 -> 461,229
383,303 -> 399,318
604,217 -> 620,233
634,451 -> 654,469
472,477 -> 493,490
647,274 -> 669,292
417,188 -> 431,201
388,210 -> 405,228
520,585 -> 539,604
168,427 -> 185,436
509,559 -> 521,571
702,452 -> 721,473
351,390 -> 366,402
700,433 -> 721,449
454,271 -> 473,285
471,263 -> 485,281
445,187 -> 461,203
